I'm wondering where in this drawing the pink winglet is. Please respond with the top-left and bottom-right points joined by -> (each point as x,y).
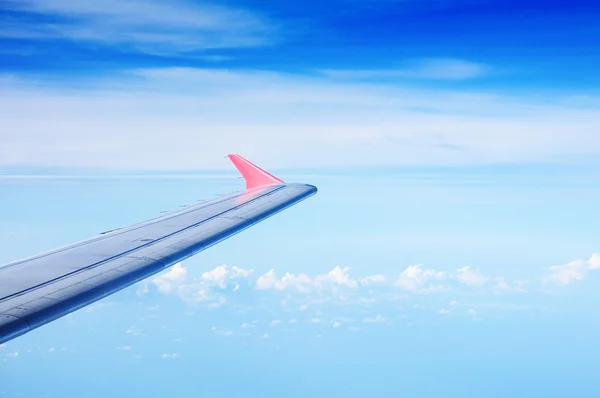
228,154 -> 284,190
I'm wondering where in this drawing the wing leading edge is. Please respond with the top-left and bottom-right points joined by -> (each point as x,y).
0,155 -> 317,344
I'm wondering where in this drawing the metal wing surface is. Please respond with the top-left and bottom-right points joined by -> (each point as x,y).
0,155 -> 317,344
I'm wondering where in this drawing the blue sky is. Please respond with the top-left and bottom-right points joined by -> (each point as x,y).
2,0 -> 600,396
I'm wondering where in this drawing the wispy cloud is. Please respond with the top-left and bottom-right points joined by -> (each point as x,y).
152,262 -> 187,294
320,58 -> 489,80
85,301 -> 118,313
454,266 -> 487,287
161,352 -> 182,359
542,254 -> 600,286
125,326 -> 143,336
2,67 -> 600,170
363,315 -> 390,323
2,0 -> 272,54
360,274 -> 387,286
211,327 -> 233,337
4,351 -> 19,359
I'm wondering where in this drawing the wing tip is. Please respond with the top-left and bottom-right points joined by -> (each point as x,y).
228,154 -> 284,190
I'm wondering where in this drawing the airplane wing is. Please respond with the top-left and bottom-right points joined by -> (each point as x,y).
0,155 -> 317,344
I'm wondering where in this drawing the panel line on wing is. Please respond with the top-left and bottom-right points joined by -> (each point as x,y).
0,186 -> 285,303
0,188 -> 254,271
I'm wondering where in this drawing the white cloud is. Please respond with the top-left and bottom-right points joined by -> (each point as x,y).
360,274 -> 387,286
363,315 -> 389,323
85,301 -> 117,312
320,58 -> 488,80
161,353 -> 182,359
438,309 -> 450,315
1,0 -> 272,54
491,278 -> 527,294
147,261 -> 538,316
152,262 -> 188,294
274,272 -> 313,293
589,253 -> 600,269
5,351 -> 19,359
152,264 -> 253,306
542,254 -> 600,286
451,268 -> 526,293
201,265 -> 254,289
125,327 -> 142,336
117,346 -> 133,351
410,58 -> 489,80
467,309 -> 476,315
136,282 -> 149,296
256,270 -> 277,290
2,68 -> 600,171
206,296 -> 227,309
314,266 -> 358,288
332,322 -> 342,328
131,255 -> 600,318
543,260 -> 587,285
454,266 -> 487,287
256,267 -> 372,292
201,266 -> 230,289
396,264 -> 446,292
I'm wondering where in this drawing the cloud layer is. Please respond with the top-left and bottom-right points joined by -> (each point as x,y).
144,253 -> 600,309
543,254 -> 600,286
2,0 -> 272,53
2,67 -> 600,170
320,58 -> 489,80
